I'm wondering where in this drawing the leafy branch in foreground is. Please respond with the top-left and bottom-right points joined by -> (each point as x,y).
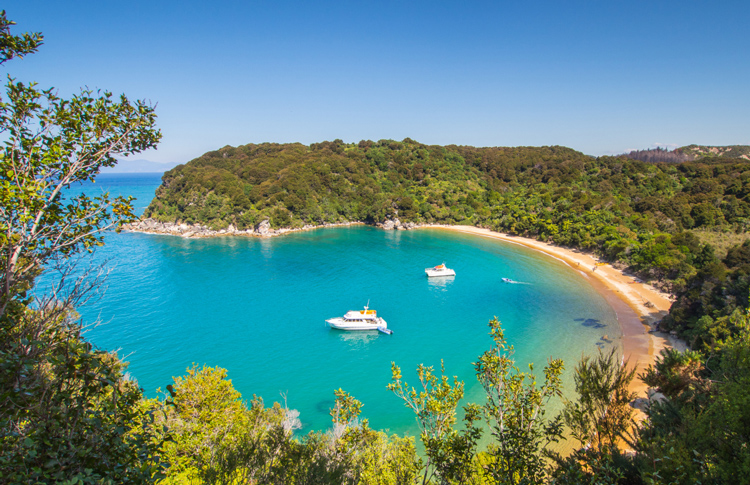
563,348 -> 637,453
475,317 -> 565,485
0,77 -> 160,316
0,10 -> 42,64
0,13 -> 165,484
551,349 -> 639,484
389,359 -> 482,484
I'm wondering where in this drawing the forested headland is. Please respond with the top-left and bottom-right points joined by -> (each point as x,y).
5,12 -> 750,484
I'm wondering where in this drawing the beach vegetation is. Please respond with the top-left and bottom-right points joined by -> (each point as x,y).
636,309 -> 750,484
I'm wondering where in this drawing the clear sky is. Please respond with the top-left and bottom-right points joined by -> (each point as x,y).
4,1 -> 749,164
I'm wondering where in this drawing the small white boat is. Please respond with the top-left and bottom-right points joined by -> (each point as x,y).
326,304 -> 388,331
502,277 -> 515,283
425,263 -> 456,277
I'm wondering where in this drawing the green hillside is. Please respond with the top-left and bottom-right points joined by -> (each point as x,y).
146,138 -> 750,279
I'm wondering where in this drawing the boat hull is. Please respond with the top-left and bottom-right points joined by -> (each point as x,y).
425,268 -> 456,277
326,317 -> 387,331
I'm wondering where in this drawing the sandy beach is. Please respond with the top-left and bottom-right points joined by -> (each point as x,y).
424,225 -> 686,409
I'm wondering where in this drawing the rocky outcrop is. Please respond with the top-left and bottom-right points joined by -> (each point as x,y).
379,218 -> 398,230
123,219 -> 250,238
375,217 -> 420,231
255,219 -> 271,236
123,218 -> 367,238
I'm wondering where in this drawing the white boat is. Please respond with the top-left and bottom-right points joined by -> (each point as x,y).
425,263 -> 456,277
326,304 -> 388,331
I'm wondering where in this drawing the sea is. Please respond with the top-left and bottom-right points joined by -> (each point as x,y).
47,173 -> 622,438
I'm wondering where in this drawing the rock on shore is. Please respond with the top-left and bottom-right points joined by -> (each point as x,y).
375,217 -> 419,230
123,218 -> 372,238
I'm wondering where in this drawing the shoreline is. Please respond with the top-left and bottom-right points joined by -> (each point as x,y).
127,218 -> 685,410
423,225 -> 686,413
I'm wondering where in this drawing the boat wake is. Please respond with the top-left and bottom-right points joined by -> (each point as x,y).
502,278 -> 531,285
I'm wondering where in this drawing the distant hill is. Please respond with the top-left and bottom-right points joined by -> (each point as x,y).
102,159 -> 180,173
623,145 -> 750,164
677,144 -> 750,161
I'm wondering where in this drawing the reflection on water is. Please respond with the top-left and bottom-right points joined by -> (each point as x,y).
427,275 -> 455,289
335,330 -> 379,347
259,238 -> 274,259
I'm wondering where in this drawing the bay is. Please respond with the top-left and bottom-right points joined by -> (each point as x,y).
56,174 -> 621,437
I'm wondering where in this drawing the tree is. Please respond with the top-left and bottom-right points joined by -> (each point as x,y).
0,265 -> 166,483
388,359 -> 482,484
563,348 -> 637,453
551,349 -> 638,484
388,318 -> 566,485
0,13 -> 165,483
475,317 -> 565,485
0,10 -> 42,64
184,383 -> 421,485
0,12 -> 160,317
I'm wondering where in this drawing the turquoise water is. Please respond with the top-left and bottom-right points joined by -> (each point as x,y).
53,174 -> 621,437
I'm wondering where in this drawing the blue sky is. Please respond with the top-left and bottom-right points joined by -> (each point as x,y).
4,1 -> 749,163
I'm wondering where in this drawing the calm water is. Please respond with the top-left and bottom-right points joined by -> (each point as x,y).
51,173 -> 621,437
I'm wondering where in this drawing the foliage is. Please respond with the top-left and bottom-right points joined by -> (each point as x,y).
0,13 -> 165,484
474,317 -> 564,485
157,364 -> 255,482
632,307 -> 750,484
562,348 -> 636,453
624,147 -> 694,164
159,369 -> 422,485
0,22 -> 160,318
661,240 -> 750,348
388,359 -> 481,484
550,349 -> 639,485
389,318 -> 569,485
0,10 -> 42,64
0,270 -> 165,484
